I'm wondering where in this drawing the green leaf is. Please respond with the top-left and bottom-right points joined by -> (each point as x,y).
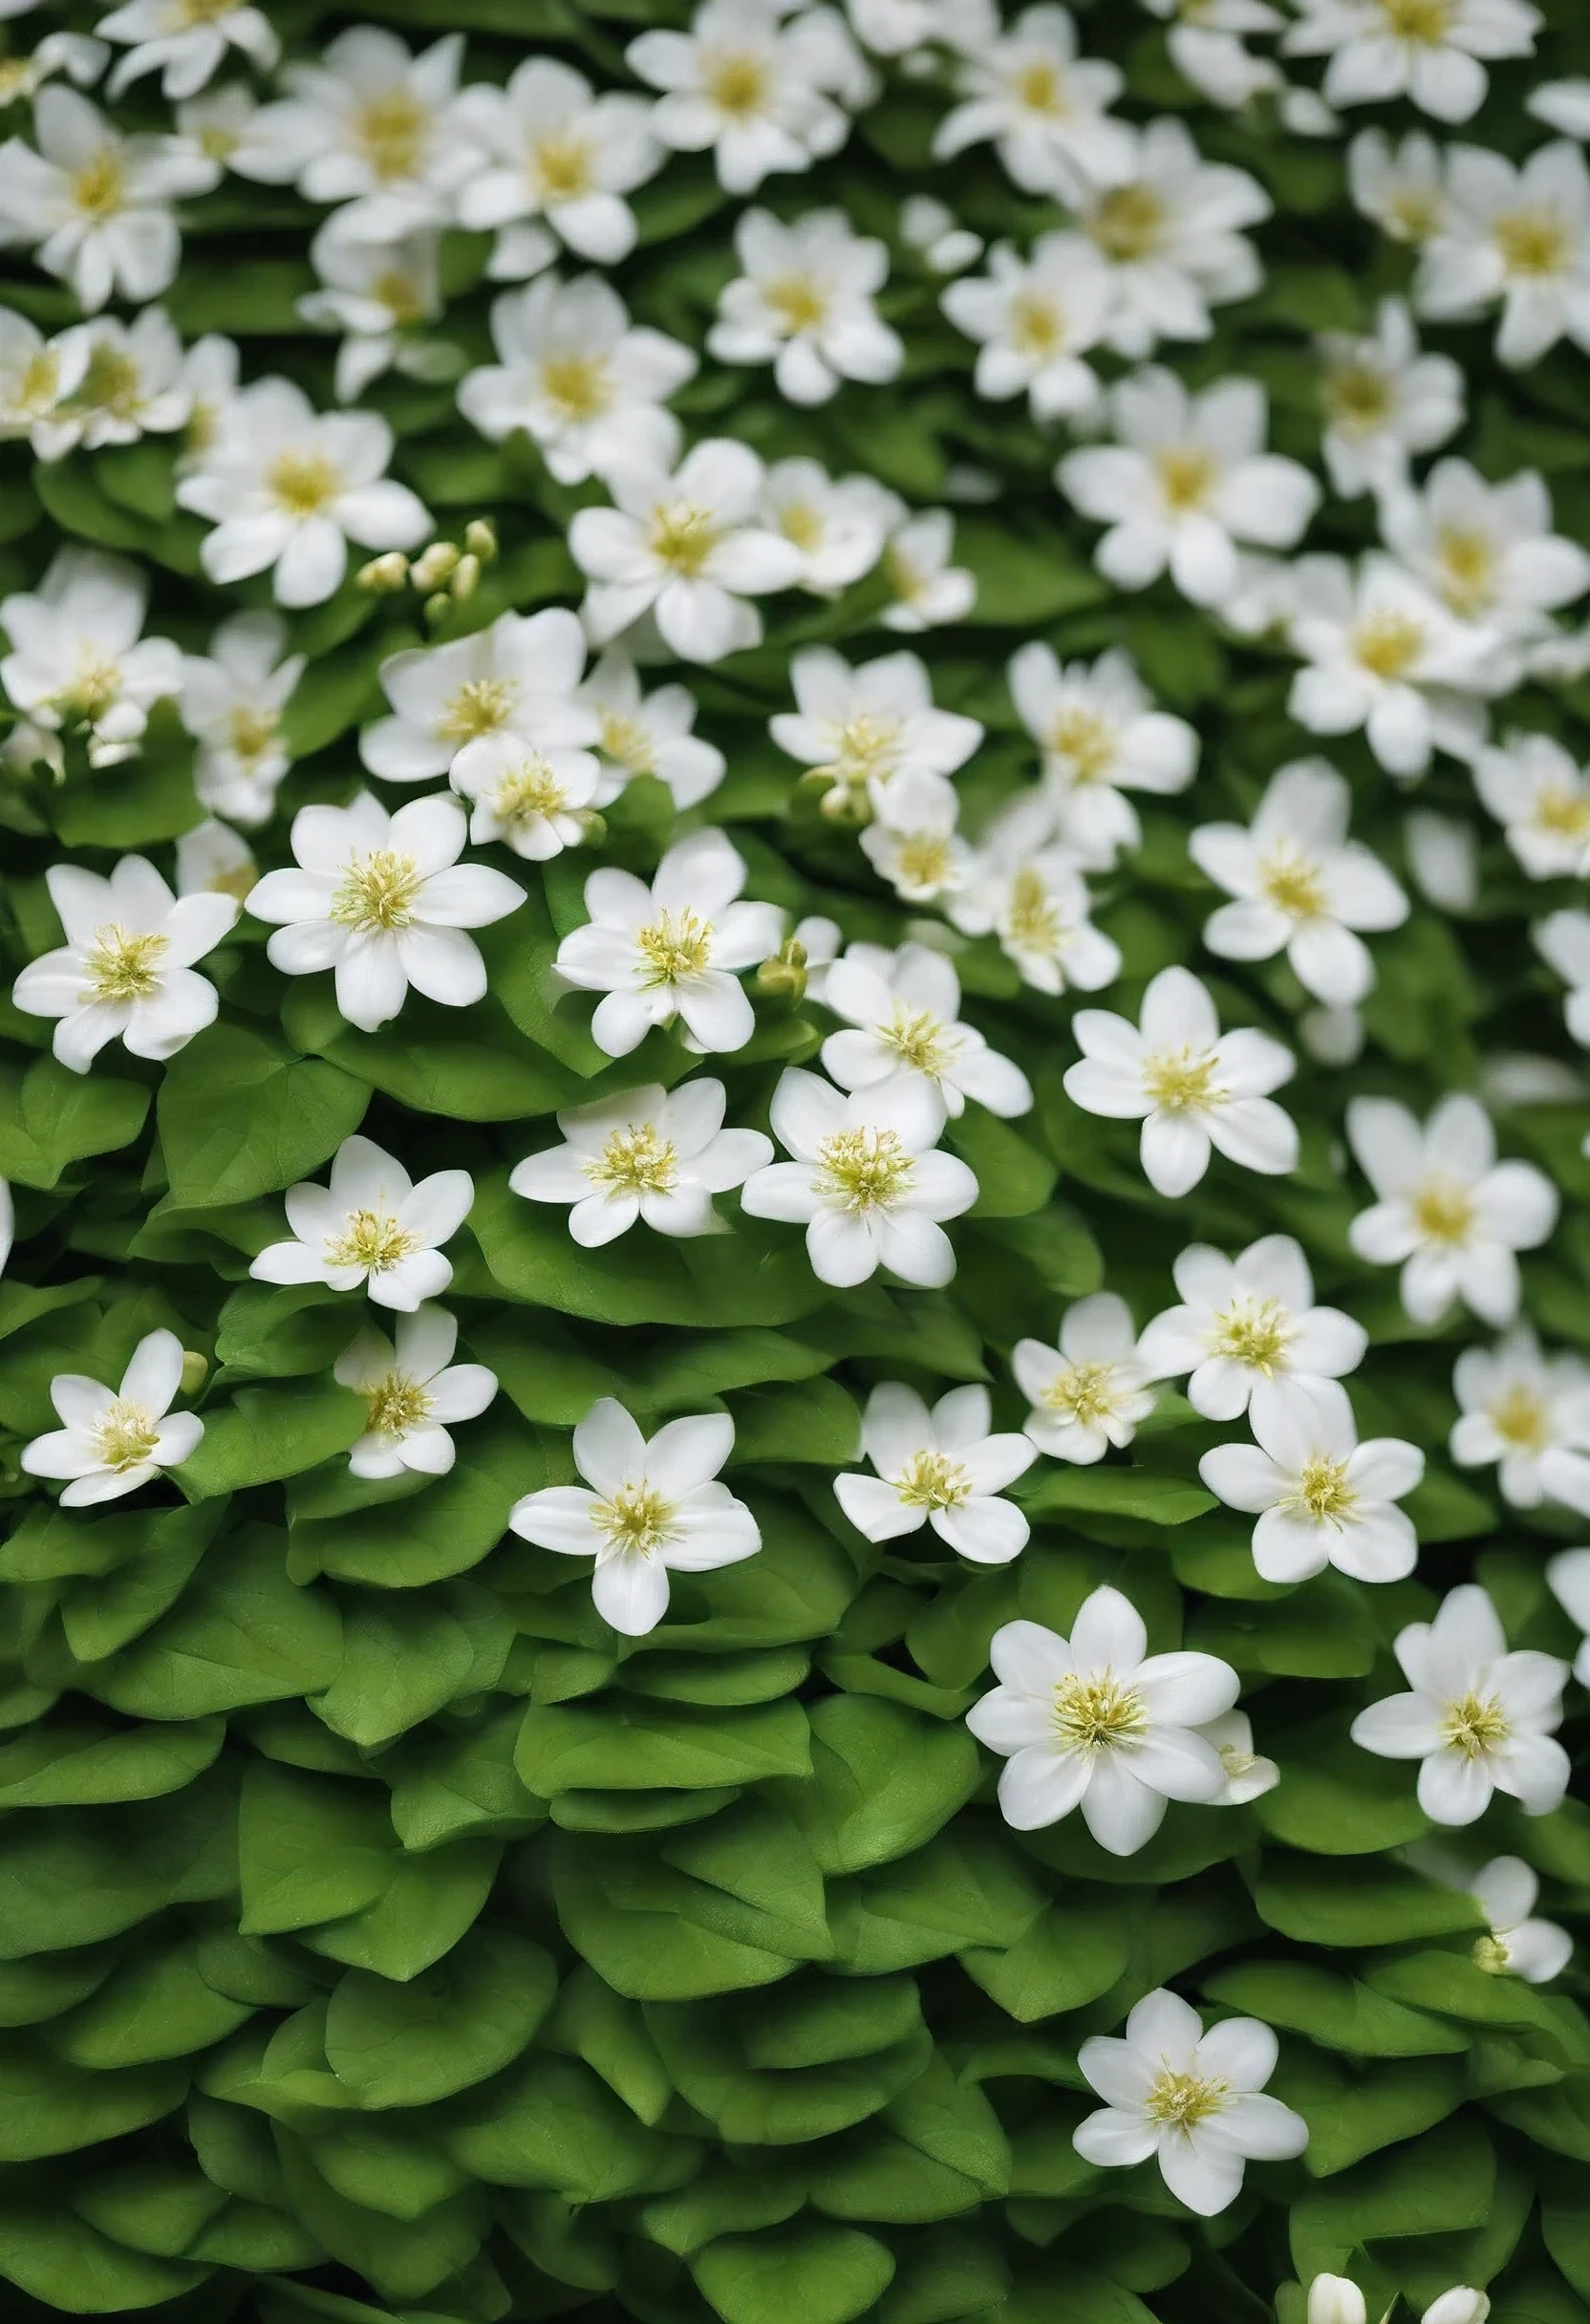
961,1896 -> 1132,2022
1256,1732 -> 1433,1854
949,1110 -> 1058,1217
777,1697 -> 983,1874
301,1838 -> 503,1983
550,1830 -> 797,2000
1252,1859 -> 1486,1947
516,1698 -> 811,1797
289,1410 -> 554,1586
1201,1964 -> 1470,2058
0,2032 -> 187,2158
312,1593 -> 481,1748
441,2053 -> 675,2197
0,1716 -> 223,1808
0,2203 -> 207,2311
238,1764 -> 398,1937
388,1708 -> 548,1852
0,1771 -> 235,1959
89,1528 -> 344,1718
0,1054 -> 149,1191
177,1382 -> 366,1497
324,1928 -> 558,2109
693,2223 -> 895,2324
47,1933 -> 253,2069
157,1022 -> 368,1207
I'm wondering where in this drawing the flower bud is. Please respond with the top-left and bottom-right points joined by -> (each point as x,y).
1472,1933 -> 1511,1975
410,541 -> 460,591
756,937 -> 808,1004
450,552 -> 481,601
1423,2291 -> 1489,2324
1307,2278 -> 1367,2324
463,518 -> 497,562
180,1350 -> 208,1398
422,591 -> 453,629
356,551 -> 409,592
574,810 -> 607,848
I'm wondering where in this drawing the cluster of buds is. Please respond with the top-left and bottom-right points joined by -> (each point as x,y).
357,519 -> 498,624
798,763 -> 873,825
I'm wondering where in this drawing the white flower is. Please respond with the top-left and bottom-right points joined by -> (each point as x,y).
1546,1547 -> 1590,1685
1190,758 -> 1409,1007
1423,2294 -> 1490,2324
1006,643 -> 1196,871
298,222 -> 444,404
1057,368 -> 1319,611
1285,551 -> 1491,780
12,854 -> 237,1073
770,645 -> 980,821
949,839 -> 1122,999
176,82 -> 257,168
1308,2277 -> 1368,2324
933,3 -> 1132,201
1317,296 -> 1463,498
228,28 -> 474,240
1346,1093 -> 1558,1326
1013,1292 -> 1156,1464
175,818 -> 255,904
881,508 -> 976,632
1349,126 -> 1450,243
247,789 -> 524,1033
44,305 -> 191,453
1199,1709 -> 1279,1805
1461,1855 -> 1574,1983
710,206 -> 901,405
177,329 -> 237,469
362,607 -> 599,794
179,610 -> 304,828
859,770 -> 974,908
0,306 -> 88,457
836,1381 -> 1035,1562
335,1304 -> 497,1480
453,56 -> 661,269
967,1589 -> 1240,1850
900,192 -> 982,275
20,1328 -> 203,1506
1380,460 -> 1590,660
1537,910 -> 1590,1050
627,0 -> 861,196
1474,733 -> 1590,880
569,436 -> 805,664
578,650 -> 723,812
1072,116 -> 1271,359
178,377 -> 430,611
1200,1378 -> 1423,1584
757,458 -> 893,597
1064,965 -> 1298,1198
1415,140 -> 1590,368
1531,80 -> 1590,140
97,0 -> 276,100
458,274 -> 697,488
1350,1582 -> 1570,1825
1283,0 -> 1538,122
555,828 -> 783,1060
741,1069 -> 978,1287
0,86 -> 216,312
1138,1235 -> 1368,1423
1406,807 -> 1479,912
508,1399 -> 761,1636
820,939 -> 1032,1120
0,32 -> 109,112
251,1134 -> 474,1312
510,1080 -> 772,1247
0,546 -> 182,769
940,232 -> 1111,420
1074,1990 -> 1308,2213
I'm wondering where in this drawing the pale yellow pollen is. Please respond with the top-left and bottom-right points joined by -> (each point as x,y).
765,273 -> 829,334
1042,1358 -> 1118,1424
1154,447 -> 1217,513
440,675 -> 517,743
1288,1453 -> 1358,1527
1088,183 -> 1164,261
227,705 -> 279,765
1379,0 -> 1454,37
1472,1933 -> 1513,1974
893,833 -> 955,893
594,1480 -> 677,1557
180,0 -> 240,20
365,1370 -> 433,1438
1388,188 -> 1442,243
1219,1741 -> 1258,1781
1534,785 -> 1590,841
1325,359 -> 1394,433
598,708 -> 654,772
1351,611 -> 1426,681
355,88 -> 429,183
814,1126 -> 915,1214
1410,1175 -> 1475,1245
1257,845 -> 1328,920
204,859 -> 258,904
267,450 -> 341,518
325,1208 -> 418,1274
61,651 -> 123,722
777,500 -> 823,553
1052,1670 -> 1148,1752
91,1399 -> 161,1472
187,398 -> 221,457
1494,204 -> 1571,279
1145,2067 -> 1231,2131
1009,291 -> 1064,358
1211,1296 -> 1292,1376
539,351 -> 612,422
82,923 -> 169,1005
1435,525 -> 1496,615
1015,58 -> 1067,115
72,148 -> 125,221
1004,867 -> 1064,958
1489,1383 -> 1548,1452
1441,1689 -> 1511,1758
11,347 -> 59,417
650,502 -> 720,576
329,848 -> 422,933
0,58 -> 32,102
587,1122 -> 679,1198
826,713 -> 903,788
532,131 -> 595,202
78,345 -> 143,417
1141,1045 -> 1223,1113
635,906 -> 714,986
701,50 -> 769,121
893,1448 -> 973,1511
492,753 -> 569,825
374,269 -> 427,327
1046,706 -> 1116,785
879,1004 -> 954,1078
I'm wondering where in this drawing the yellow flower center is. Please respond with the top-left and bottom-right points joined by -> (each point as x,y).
91,1399 -> 161,1472
1388,188 -> 1442,242
1435,526 -> 1496,615
440,676 -> 517,743
1042,1358 -> 1118,1424
533,131 -> 595,201
1004,867 -> 1064,958
702,51 -> 768,120
827,712 -> 903,788
72,149 -> 125,221
1441,1689 -> 1511,1758
650,502 -> 720,576
1219,1741 -> 1258,1781
1009,292 -> 1064,357
765,274 -> 829,334
880,1005 -> 954,1078
1493,204 -> 1571,279
893,833 -> 956,893
814,1126 -> 915,1214
893,1448 -> 973,1511
1535,785 -> 1590,840
204,858 -> 258,903
1489,1384 -> 1548,1451
1325,360 -> 1394,432
180,0 -> 239,21
329,848 -> 422,933
635,906 -> 714,986
598,709 -> 654,772
0,58 -> 32,101
492,753 -> 569,825
267,450 -> 341,518
1351,611 -> 1426,680
227,705 -> 279,765
324,1208 -> 418,1273
365,1371 -> 433,1437
1045,706 -> 1116,785
1212,1296 -> 1293,1374
11,347 -> 58,416
1146,2067 -> 1231,2130
1289,1453 -> 1357,1527
1142,1045 -> 1223,1113
77,344 -> 142,417
374,269 -> 427,327
1052,1670 -> 1148,1752
1257,846 -> 1328,919
540,351 -> 612,421
1472,1933 -> 1513,1974
1015,59 -> 1067,115
1410,1176 -> 1474,1245
1379,0 -> 1453,37
82,923 -> 169,1004
777,500 -> 823,552
1088,183 -> 1164,261
594,1480 -> 677,1557
187,398 -> 221,457
60,652 -> 124,722
1155,448 -> 1217,513
355,89 -> 428,182
587,1123 -> 679,1198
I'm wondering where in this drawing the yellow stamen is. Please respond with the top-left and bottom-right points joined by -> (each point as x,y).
355,89 -> 428,183
366,1371 -> 433,1437
267,450 -> 341,518
1088,183 -> 1164,261
1351,612 -> 1426,680
82,924 -> 168,1004
540,352 -> 612,421
587,1123 -> 679,1198
814,1126 -> 914,1214
325,1208 -> 417,1273
1142,1046 -> 1223,1113
634,907 -> 713,986
1052,1670 -> 1148,1752
1441,1689 -> 1511,1758
893,1449 -> 973,1511
329,849 -> 421,933
91,1400 -> 161,1472
594,1480 -> 676,1556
